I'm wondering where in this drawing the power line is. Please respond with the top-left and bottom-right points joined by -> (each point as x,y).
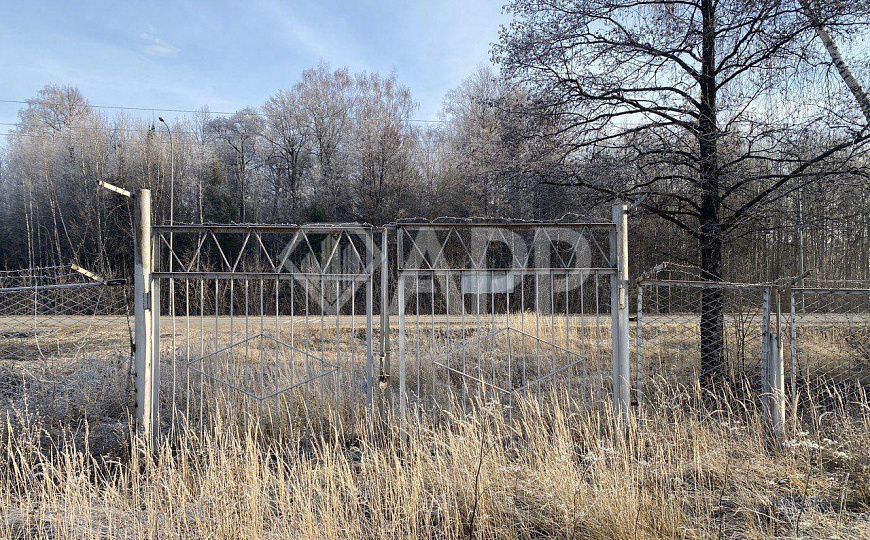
0,121 -> 200,136
0,130 -> 522,158
0,98 -> 448,124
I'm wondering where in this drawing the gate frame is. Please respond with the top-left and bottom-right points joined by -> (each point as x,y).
393,203 -> 630,418
133,188 -> 158,444
134,193 -> 377,442
150,223 -> 376,428
134,196 -> 632,440
611,203 -> 630,418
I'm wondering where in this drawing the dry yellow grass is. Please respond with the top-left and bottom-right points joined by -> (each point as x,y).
2,385 -> 869,539
3,315 -> 870,539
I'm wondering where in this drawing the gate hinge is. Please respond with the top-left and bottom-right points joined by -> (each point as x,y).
143,291 -> 152,308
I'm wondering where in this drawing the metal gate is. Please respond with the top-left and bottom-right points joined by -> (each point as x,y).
131,191 -> 631,440
395,219 -> 623,414
147,218 -> 376,436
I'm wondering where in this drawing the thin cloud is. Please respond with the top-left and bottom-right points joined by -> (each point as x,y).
140,33 -> 179,58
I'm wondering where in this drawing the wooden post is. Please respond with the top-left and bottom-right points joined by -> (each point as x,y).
611,203 -> 630,418
134,189 -> 157,444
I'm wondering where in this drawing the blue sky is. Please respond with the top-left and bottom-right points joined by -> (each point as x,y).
0,0 -> 509,129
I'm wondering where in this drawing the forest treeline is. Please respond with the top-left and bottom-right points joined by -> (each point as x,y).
2,1 -> 870,285
0,65 -> 575,277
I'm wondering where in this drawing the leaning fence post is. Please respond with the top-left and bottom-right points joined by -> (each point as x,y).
133,188 -> 156,445
611,202 -> 630,419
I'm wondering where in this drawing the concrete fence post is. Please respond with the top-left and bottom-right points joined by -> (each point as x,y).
762,288 -> 786,443
133,189 -> 157,444
761,287 -> 785,442
611,202 -> 631,419
766,332 -> 786,441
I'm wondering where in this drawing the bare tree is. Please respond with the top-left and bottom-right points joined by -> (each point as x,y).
800,0 -> 870,123
495,0 -> 870,386
263,90 -> 311,222
207,109 -> 264,223
441,66 -> 567,219
188,107 -> 214,224
11,86 -> 95,266
351,71 -> 418,223
296,63 -> 355,220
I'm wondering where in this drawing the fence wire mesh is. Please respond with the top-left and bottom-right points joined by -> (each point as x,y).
0,265 -> 132,421
789,283 -> 870,413
636,267 -> 770,405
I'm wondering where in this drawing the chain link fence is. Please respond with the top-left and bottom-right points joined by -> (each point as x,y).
0,265 -> 133,423
788,282 -> 870,414
636,265 -> 870,424
635,265 -> 771,407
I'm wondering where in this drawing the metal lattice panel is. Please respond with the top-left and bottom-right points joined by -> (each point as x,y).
152,224 -> 376,435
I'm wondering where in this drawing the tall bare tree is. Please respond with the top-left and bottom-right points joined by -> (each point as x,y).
263,90 -> 311,222
800,0 -> 870,123
296,63 -> 355,220
495,0 -> 870,386
207,109 -> 264,223
351,71 -> 418,223
441,66 -> 567,219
